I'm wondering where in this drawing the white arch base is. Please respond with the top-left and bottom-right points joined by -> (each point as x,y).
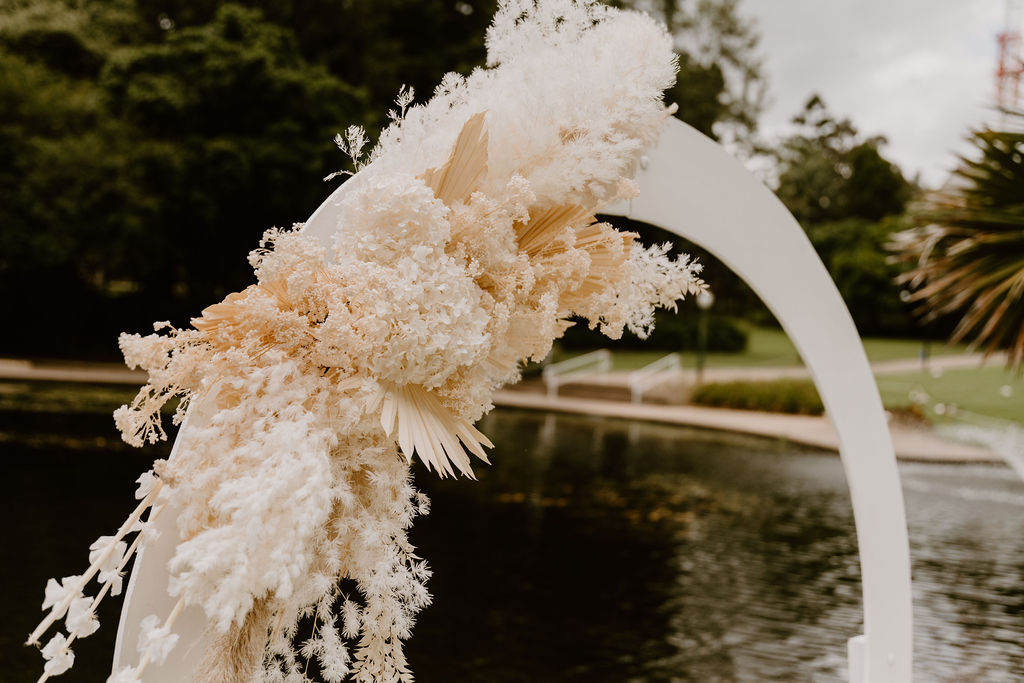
114,118 -> 913,682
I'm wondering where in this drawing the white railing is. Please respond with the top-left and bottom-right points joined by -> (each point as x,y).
542,349 -> 612,397
628,352 -> 681,403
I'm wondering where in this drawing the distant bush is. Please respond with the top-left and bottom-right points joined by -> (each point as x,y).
805,216 -> 918,337
690,379 -> 823,415
560,311 -> 748,352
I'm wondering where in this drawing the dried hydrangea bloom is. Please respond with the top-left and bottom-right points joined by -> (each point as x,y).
28,1 -> 707,681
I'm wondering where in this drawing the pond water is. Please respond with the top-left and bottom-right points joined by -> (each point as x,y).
2,396 -> 1023,681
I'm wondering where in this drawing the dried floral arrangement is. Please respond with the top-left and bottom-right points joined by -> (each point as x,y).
28,1 -> 705,681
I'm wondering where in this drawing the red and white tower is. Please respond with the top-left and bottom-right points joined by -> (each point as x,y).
997,0 -> 1024,109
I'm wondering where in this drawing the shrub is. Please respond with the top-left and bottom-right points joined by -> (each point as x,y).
690,379 -> 824,415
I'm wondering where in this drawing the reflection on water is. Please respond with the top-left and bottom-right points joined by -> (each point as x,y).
2,400 -> 1023,681
411,411 -> 1024,682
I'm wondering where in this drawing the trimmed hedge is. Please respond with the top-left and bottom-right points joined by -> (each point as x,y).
690,379 -> 824,415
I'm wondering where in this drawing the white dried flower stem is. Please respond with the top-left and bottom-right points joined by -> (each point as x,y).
36,661 -> 57,683
133,596 -> 186,678
117,502 -> 165,572
33,502 -> 169,683
28,482 -> 163,646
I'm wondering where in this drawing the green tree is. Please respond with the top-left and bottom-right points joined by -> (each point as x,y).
666,50 -> 726,138
626,0 -> 766,147
0,0 -> 767,357
100,4 -> 366,309
773,96 -> 916,336
131,0 -> 497,131
890,110 -> 1024,369
0,2 -> 368,355
0,2 -> 151,354
775,95 -> 911,225
805,216 -> 915,336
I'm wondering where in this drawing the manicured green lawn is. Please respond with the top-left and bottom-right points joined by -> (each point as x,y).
861,336 -> 968,363
687,366 -> 1023,424
0,380 -> 136,414
552,325 -> 1021,424
553,325 -> 968,371
875,365 -> 1024,423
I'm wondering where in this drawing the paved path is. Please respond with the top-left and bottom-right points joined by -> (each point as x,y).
492,389 -> 1003,463
0,358 -> 145,384
0,355 -> 1004,463
1,350 -> 993,387
548,351 -> 1002,387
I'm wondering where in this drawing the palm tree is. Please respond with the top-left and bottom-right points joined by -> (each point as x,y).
889,110 -> 1024,370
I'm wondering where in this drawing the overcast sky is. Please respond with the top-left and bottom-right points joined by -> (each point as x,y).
740,0 -> 1012,188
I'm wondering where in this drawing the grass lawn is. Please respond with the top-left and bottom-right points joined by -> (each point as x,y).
683,365 -> 1022,424
553,325 -> 969,371
876,365 -> 1024,423
0,380 -> 136,414
552,324 -> 1022,424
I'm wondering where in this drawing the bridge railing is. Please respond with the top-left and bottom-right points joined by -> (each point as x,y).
542,349 -> 612,397
628,353 -> 681,403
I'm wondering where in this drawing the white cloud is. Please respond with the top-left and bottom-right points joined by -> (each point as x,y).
741,0 -> 1009,187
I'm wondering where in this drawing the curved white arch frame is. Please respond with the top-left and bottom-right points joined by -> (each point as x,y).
607,119 -> 913,682
114,118 -> 913,682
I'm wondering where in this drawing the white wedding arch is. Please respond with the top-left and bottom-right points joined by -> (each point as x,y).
114,118 -> 913,682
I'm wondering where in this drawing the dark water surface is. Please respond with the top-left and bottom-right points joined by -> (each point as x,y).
2,389 -> 1023,681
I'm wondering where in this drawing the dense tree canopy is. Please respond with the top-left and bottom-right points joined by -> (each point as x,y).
101,4 -> 365,305
0,0 -> 487,356
2,0 -> 927,357
633,0 -> 766,147
775,95 -> 911,225
130,0 -> 496,127
772,96 -> 917,336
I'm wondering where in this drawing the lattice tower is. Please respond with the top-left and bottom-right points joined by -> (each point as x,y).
997,0 -> 1024,108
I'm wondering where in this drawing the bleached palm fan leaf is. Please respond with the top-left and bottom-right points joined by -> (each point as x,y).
379,383 -> 493,478
421,111 -> 489,207
514,203 -> 597,256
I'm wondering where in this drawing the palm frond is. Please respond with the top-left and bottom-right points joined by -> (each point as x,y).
889,109 -> 1024,370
